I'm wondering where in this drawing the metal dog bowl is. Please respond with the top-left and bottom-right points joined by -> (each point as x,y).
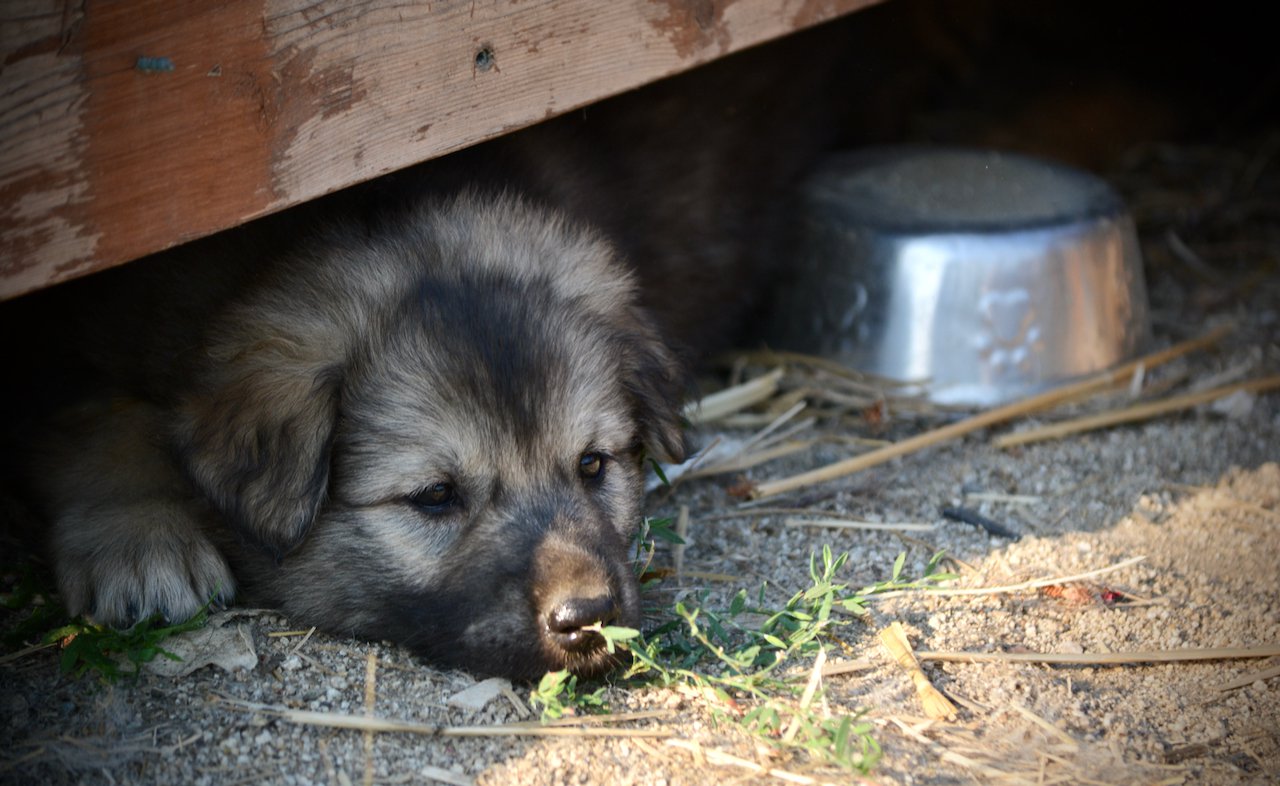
767,147 -> 1151,406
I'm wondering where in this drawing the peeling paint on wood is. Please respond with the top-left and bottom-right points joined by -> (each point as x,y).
0,0 -> 881,300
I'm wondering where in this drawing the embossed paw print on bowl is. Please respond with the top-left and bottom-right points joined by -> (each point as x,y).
766,147 -> 1150,406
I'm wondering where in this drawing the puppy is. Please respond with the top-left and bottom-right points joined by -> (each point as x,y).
1,20 -> 863,679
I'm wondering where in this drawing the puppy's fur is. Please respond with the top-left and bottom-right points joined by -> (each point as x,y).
2,21 -> 862,678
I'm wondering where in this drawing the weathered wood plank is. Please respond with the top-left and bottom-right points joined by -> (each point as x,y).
0,0 -> 880,300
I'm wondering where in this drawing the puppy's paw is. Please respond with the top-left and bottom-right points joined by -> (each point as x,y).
52,501 -> 236,628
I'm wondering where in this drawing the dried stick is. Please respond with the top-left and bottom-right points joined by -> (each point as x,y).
750,325 -> 1231,499
785,517 -> 935,532
0,641 -> 56,665
682,439 -> 815,480
685,368 -> 784,425
362,652 -> 377,786
211,695 -> 670,738
1211,663 -> 1280,692
783,647 -> 826,743
729,348 -> 915,390
994,374 -> 1280,448
916,645 -> 1280,665
864,555 -> 1145,600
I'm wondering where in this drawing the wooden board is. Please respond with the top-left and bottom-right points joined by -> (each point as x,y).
0,0 -> 880,300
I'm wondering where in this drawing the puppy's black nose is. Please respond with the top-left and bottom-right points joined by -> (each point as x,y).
544,595 -> 619,653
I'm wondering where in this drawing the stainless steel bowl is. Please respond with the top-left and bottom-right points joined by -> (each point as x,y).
766,147 -> 1151,406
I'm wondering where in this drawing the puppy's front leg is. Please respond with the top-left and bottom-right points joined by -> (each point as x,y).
36,399 -> 235,627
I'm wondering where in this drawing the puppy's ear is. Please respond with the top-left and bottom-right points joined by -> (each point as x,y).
176,339 -> 342,562
617,308 -> 690,464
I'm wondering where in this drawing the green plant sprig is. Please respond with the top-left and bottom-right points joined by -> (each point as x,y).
42,608 -> 210,683
3,565 -> 215,684
531,546 -> 957,773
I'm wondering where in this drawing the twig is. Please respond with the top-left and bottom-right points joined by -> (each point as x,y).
994,374 -> 1280,448
0,747 -> 46,773
1009,703 -> 1078,747
963,492 -> 1042,505
1163,738 -> 1222,765
288,626 -> 318,656
685,368 -> 784,425
729,348 -> 916,391
0,641 -> 56,665
865,555 -> 1146,600
363,652 -> 377,786
211,695 -> 670,738
1210,663 -> 1280,692
683,440 -> 816,480
540,709 -> 674,726
917,645 -> 1280,665
738,402 -> 808,455
750,326 -> 1233,499
785,517 -> 935,533
294,650 -> 340,678
783,647 -> 826,743
820,659 -> 875,678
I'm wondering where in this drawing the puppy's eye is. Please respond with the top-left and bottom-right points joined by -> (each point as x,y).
408,482 -> 457,512
578,452 -> 605,480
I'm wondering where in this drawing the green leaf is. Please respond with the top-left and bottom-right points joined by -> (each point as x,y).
647,458 -> 671,486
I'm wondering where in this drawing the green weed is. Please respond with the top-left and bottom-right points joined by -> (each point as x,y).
632,516 -> 683,579
2,565 -> 211,683
529,668 -> 609,720
42,609 -> 209,683
532,546 -> 956,774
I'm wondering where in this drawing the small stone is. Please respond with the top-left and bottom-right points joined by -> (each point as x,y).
447,677 -> 511,712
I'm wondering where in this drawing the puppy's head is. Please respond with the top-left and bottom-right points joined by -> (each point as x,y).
178,193 -> 688,678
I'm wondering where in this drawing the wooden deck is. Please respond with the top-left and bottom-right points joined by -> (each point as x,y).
0,0 -> 880,300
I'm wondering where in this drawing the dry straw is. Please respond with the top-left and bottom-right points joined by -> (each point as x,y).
211,695 -> 670,739
751,325 -> 1232,499
994,373 -> 1280,447
878,621 -> 958,721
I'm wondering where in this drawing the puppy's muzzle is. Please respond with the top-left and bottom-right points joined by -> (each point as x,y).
532,531 -> 636,668
544,594 -> 619,653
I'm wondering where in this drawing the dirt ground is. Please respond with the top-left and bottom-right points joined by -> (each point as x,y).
2,148 -> 1278,785
3,4 -> 1279,785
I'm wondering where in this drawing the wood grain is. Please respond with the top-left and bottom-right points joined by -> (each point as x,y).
0,0 -> 880,300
